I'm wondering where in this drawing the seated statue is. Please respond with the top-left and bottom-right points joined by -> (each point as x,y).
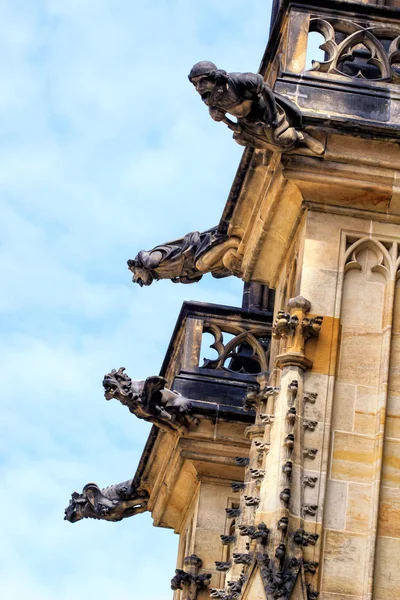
188,61 -> 324,155
127,226 -> 240,287
64,479 -> 148,523
103,367 -> 198,433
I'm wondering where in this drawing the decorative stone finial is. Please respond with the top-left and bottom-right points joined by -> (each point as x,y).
171,555 -> 211,599
273,296 -> 324,370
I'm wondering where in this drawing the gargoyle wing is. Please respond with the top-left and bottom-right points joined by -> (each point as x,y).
160,388 -> 192,413
142,376 -> 167,411
82,483 -> 103,509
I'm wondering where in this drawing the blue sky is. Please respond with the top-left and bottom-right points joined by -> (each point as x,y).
0,1 -> 277,598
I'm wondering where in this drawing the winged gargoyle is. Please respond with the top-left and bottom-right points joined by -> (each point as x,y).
103,367 -> 198,433
64,479 -> 148,523
127,226 -> 240,287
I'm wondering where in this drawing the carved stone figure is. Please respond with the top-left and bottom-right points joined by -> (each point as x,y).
128,226 -> 240,287
225,507 -> 241,518
188,61 -> 324,154
239,523 -> 270,544
257,552 -> 300,599
171,555 -> 211,600
103,367 -> 198,433
220,534 -> 236,545
244,495 -> 260,507
64,479 -> 148,523
277,517 -> 289,533
235,456 -> 250,467
293,529 -> 319,547
303,447 -> 318,459
233,552 -> 253,565
215,561 -> 232,572
231,482 -> 245,492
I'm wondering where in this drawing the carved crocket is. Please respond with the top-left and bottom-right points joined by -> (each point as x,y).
127,226 -> 240,287
64,479 -> 148,523
102,367 -> 198,432
188,61 -> 324,155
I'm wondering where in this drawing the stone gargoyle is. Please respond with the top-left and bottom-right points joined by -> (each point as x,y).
188,61 -> 324,155
127,226 -> 240,287
103,367 -> 198,433
64,479 -> 148,523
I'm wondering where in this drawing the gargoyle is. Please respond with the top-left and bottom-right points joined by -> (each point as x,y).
127,226 -> 240,287
188,61 -> 324,155
103,367 -> 198,433
64,479 -> 148,523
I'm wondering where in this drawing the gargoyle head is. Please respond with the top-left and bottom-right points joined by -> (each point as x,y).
127,254 -> 154,287
103,367 -> 134,401
64,491 -> 87,523
64,483 -> 108,523
188,61 -> 228,105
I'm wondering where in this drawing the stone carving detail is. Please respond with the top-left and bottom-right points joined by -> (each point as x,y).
303,476 -> 318,488
227,575 -> 246,597
294,529 -> 319,547
235,456 -> 250,467
304,392 -> 318,404
257,552 -> 301,599
306,583 -> 320,599
280,488 -> 291,506
210,575 -> 246,599
254,441 -> 268,452
302,317 -> 324,341
273,296 -> 323,371
244,495 -> 260,507
304,420 -> 318,432
304,448 -> 318,460
128,226 -> 240,287
284,434 -> 295,450
231,482 -> 246,492
203,323 -> 270,375
188,61 -> 324,154
239,523 -> 270,544
220,534 -> 236,545
226,507 -> 241,518
64,479 -> 148,523
309,17 -> 400,82
344,236 -> 400,279
303,504 -> 318,517
288,379 -> 298,400
260,413 -> 275,425
233,552 -> 253,565
171,555 -> 212,600
213,300 -> 322,600
282,461 -> 293,476
286,407 -> 297,424
277,517 -> 289,532
304,561 -> 319,575
250,468 -> 265,479
210,591 -> 227,599
102,367 -> 197,433
244,385 -> 279,411
215,561 -> 232,572
273,311 -> 299,339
